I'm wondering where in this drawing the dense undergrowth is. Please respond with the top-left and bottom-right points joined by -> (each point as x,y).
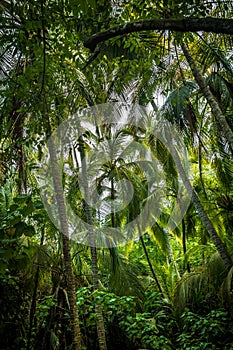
1,276 -> 233,349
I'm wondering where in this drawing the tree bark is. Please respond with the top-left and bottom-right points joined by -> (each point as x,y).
48,137 -> 83,350
181,43 -> 233,152
84,18 -> 233,52
181,219 -> 191,273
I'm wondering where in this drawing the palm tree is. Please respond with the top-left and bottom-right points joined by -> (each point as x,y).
0,2 -> 85,347
167,135 -> 232,269
181,43 -> 233,153
72,104 -> 192,298
47,135 -> 83,350
76,121 -> 108,350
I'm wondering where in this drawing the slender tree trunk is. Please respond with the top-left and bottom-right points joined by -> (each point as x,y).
26,227 -> 45,350
110,177 -> 116,228
198,141 -> 208,200
181,43 -> 233,152
169,141 -> 233,270
90,242 -> 107,350
140,235 -> 166,297
181,219 -> 191,273
39,6 -> 82,346
78,129 -> 108,350
136,220 -> 165,297
48,137 -> 83,350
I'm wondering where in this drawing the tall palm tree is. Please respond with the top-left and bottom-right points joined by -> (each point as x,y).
70,104 -> 192,298
181,43 -> 233,152
76,121 -> 108,350
0,2 -> 85,348
47,133 -> 83,350
167,134 -> 232,269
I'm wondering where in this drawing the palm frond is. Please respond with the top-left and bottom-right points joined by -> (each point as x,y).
173,268 -> 212,315
159,81 -> 196,130
219,265 -> 233,307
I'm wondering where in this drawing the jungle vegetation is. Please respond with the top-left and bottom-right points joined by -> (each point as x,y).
0,0 -> 233,349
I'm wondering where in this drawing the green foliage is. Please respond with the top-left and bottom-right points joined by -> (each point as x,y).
1,0 -> 233,349
73,288 -> 233,350
76,287 -> 136,349
177,309 -> 232,349
120,313 -> 173,349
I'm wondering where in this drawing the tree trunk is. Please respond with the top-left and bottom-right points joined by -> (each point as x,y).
141,235 -> 165,298
169,141 -> 233,270
111,177 -> 116,228
39,8 -> 82,346
77,129 -> 108,350
181,43 -> 233,152
26,227 -> 45,350
48,137 -> 83,350
181,219 -> 191,273
91,243 -> 107,350
136,219 -> 165,297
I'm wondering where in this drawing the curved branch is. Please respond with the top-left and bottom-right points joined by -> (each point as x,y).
84,17 -> 233,52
